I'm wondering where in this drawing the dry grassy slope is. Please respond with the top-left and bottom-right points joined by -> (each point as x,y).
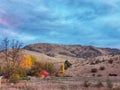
1,43 -> 120,77
24,50 -> 61,63
24,49 -> 83,72
23,43 -> 120,77
23,43 -> 120,59
26,48 -> 120,77
65,55 -> 120,77
24,49 -> 83,64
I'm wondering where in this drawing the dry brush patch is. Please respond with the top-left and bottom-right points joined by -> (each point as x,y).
1,76 -> 120,90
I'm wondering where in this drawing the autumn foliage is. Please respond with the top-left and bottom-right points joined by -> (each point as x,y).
21,55 -> 32,69
61,63 -> 65,74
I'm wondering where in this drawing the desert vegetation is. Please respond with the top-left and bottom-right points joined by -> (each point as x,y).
0,38 -> 55,85
0,38 -> 120,90
0,38 -> 24,78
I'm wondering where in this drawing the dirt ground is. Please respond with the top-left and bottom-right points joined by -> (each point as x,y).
1,76 -> 120,90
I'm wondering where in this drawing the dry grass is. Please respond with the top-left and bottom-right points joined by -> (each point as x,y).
1,50 -> 120,90
1,77 -> 120,90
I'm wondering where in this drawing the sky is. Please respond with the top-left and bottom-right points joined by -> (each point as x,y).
0,0 -> 120,48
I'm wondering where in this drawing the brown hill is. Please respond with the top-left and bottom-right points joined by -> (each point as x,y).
23,43 -> 120,59
65,55 -> 120,77
23,43 -> 120,77
1,43 -> 120,77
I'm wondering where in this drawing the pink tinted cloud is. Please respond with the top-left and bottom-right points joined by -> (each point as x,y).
0,15 -> 22,28
0,18 -> 11,27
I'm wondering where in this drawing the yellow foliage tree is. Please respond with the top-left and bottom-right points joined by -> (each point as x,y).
28,55 -> 32,68
21,55 -> 32,69
61,63 -> 65,74
22,55 -> 27,68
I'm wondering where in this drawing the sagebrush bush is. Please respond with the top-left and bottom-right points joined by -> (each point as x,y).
97,74 -> 102,77
64,60 -> 72,70
44,62 -> 55,74
9,74 -> 20,83
109,73 -> 117,76
91,68 -> 98,73
27,61 -> 43,76
99,66 -> 105,70
17,67 -> 27,79
3,66 -> 16,78
30,55 -> 37,65
27,61 -> 55,76
106,80 -> 113,90
0,65 -> 4,76
83,80 -> 91,87
108,59 -> 113,64
96,81 -> 104,88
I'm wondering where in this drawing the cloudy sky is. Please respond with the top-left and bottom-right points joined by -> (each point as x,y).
0,0 -> 120,48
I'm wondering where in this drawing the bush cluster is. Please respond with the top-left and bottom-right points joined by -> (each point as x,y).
9,74 -> 21,83
0,56 -> 55,83
91,68 -> 98,73
27,61 -> 55,76
96,81 -> 104,88
108,59 -> 113,64
83,80 -> 91,87
99,66 -> 105,70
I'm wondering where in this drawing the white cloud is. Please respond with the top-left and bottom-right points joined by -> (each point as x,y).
0,29 -> 38,43
18,34 -> 38,42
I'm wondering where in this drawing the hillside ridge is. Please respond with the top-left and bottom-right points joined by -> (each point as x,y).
23,43 -> 120,59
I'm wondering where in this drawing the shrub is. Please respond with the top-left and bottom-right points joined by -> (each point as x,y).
83,80 -> 91,87
92,74 -> 95,76
0,65 -> 4,76
97,74 -> 102,77
90,62 -> 95,65
106,80 -> 113,90
46,53 -> 55,57
64,60 -> 72,70
3,66 -> 16,78
109,73 -> 117,76
17,67 -> 27,79
91,68 -> 98,73
31,55 -> 37,65
27,61 -> 43,76
95,60 -> 100,64
9,74 -> 20,83
60,85 -> 67,90
96,81 -> 104,88
108,59 -> 113,64
44,62 -> 55,74
27,61 -> 55,76
99,66 -> 105,70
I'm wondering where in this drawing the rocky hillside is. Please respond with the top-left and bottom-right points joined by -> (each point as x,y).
23,43 -> 120,59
